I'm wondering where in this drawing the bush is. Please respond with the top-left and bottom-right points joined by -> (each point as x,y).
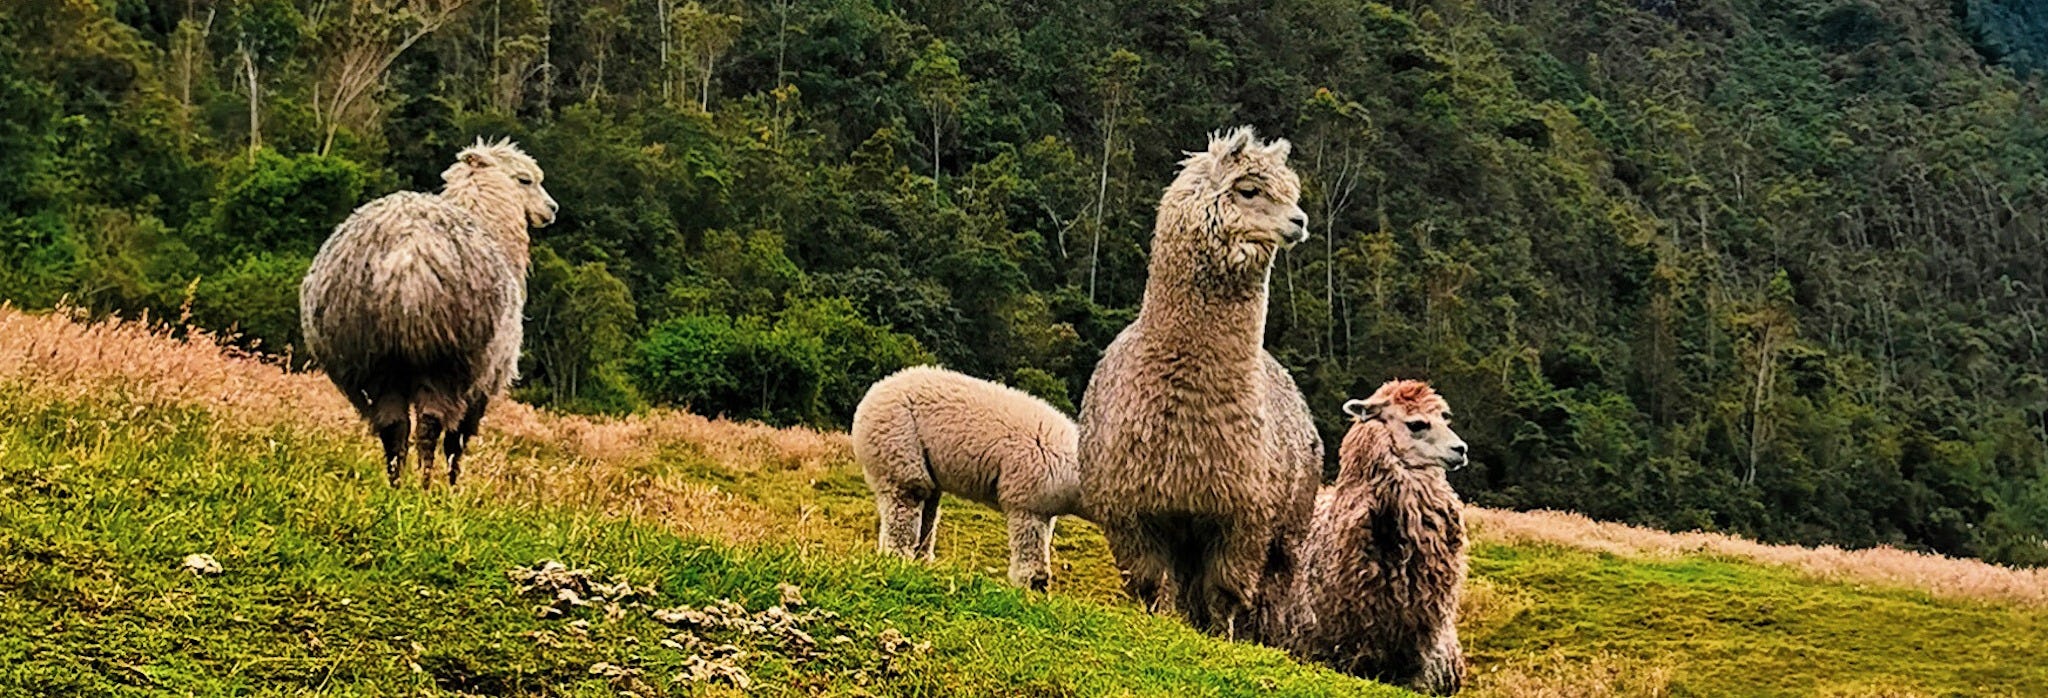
202,151 -> 371,262
632,297 -> 931,427
1009,367 -> 1074,416
189,252 -> 310,352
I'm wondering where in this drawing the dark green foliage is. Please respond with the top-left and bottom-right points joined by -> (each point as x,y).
190,252 -> 311,351
1,0 -> 2045,564
634,301 -> 932,427
521,245 -> 643,414
1011,366 -> 1077,416
203,151 -> 371,260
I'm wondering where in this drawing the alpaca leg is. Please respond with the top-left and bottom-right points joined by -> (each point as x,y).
875,490 -> 927,557
1005,511 -> 1054,591
915,493 -> 942,561
1251,528 -> 1302,643
1103,524 -> 1176,614
1412,626 -> 1466,696
370,393 -> 410,486
1196,528 -> 1269,640
413,412 -> 445,489
444,396 -> 488,486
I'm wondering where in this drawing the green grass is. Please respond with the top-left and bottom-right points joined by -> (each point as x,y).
1464,545 -> 2047,696
2,386 -> 2044,696
0,392 -> 1396,696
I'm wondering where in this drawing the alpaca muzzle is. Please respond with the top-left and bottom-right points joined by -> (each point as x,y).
1283,217 -> 1311,246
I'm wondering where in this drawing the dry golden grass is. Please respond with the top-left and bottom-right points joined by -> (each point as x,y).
6,303 -> 2046,612
0,304 -> 848,546
0,304 -> 355,432
1469,506 -> 2048,608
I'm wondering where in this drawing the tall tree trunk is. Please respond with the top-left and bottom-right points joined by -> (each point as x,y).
243,46 -> 260,164
1088,118 -> 1113,303
657,0 -> 671,105
1746,325 -> 1779,486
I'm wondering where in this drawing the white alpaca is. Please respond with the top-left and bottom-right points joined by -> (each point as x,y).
852,366 -> 1081,590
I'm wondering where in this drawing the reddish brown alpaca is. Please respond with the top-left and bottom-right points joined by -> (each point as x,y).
1280,380 -> 1469,695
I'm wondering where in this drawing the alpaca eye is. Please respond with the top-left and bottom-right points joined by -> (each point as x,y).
1235,184 -> 1260,199
1406,420 -> 1429,433
516,176 -> 534,186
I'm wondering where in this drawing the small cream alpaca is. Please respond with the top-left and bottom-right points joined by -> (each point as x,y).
1280,380 -> 1469,695
1077,126 -> 1322,640
300,138 -> 556,486
852,366 -> 1080,590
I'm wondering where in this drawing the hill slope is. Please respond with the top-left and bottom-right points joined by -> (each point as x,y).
2,305 -> 2044,696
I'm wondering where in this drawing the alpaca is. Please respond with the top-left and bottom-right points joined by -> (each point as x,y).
300,138 -> 556,487
852,366 -> 1081,590
1281,380 -> 1469,695
1077,126 -> 1321,640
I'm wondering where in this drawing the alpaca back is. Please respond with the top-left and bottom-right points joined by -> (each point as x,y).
301,192 -> 523,408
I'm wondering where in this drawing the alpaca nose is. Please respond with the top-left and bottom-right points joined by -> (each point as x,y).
1448,443 -> 1469,470
1284,214 -> 1310,245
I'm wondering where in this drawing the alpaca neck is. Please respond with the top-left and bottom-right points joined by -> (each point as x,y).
1135,204 -> 1273,353
441,177 -> 531,276
1331,425 -> 1463,562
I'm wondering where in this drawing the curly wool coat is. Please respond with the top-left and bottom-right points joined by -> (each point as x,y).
852,365 -> 1081,590
1077,127 -> 1322,640
1281,381 -> 1467,695
300,139 -> 554,486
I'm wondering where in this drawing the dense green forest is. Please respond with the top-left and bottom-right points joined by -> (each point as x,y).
3,0 -> 2045,566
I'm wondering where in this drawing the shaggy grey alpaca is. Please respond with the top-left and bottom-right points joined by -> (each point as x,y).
852,366 -> 1080,590
1280,380 -> 1469,695
300,138 -> 556,486
1077,126 -> 1322,641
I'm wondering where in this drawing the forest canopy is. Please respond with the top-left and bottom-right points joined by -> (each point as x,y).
2,0 -> 2044,566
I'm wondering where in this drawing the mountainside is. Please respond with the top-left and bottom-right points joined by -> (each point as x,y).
2,0 -> 2045,567
3,306 -> 2045,695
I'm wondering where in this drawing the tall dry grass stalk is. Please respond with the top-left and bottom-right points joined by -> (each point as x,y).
4,304 -> 2044,608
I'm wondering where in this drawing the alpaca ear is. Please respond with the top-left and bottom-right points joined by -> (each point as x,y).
1265,138 -> 1293,161
1343,398 -> 1384,421
1212,126 -> 1256,159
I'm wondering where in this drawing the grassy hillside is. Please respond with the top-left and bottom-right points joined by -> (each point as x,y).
2,305 -> 2045,696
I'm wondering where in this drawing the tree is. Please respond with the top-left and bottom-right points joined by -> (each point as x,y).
669,2 -> 743,111
1296,87 -> 1376,361
908,39 -> 968,199
1086,48 -> 1141,302
216,0 -> 302,162
310,0 -> 472,153
525,246 -> 640,413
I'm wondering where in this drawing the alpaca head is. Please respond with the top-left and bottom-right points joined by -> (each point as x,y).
1342,380 -> 1467,472
442,138 -> 558,229
1159,126 -> 1309,273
